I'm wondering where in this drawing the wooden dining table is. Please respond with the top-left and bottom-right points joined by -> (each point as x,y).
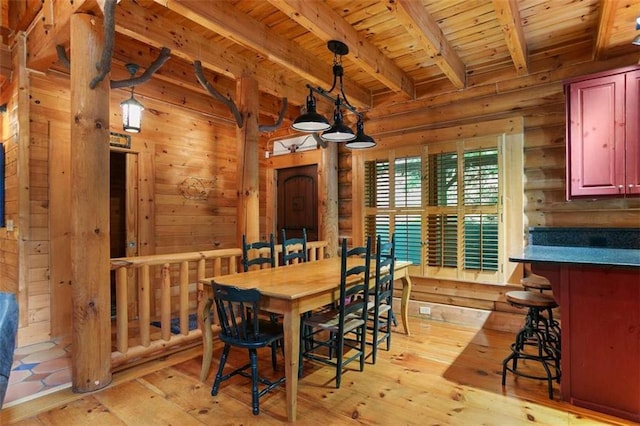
199,257 -> 412,422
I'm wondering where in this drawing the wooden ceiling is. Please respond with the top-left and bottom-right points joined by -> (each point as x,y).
3,0 -> 640,120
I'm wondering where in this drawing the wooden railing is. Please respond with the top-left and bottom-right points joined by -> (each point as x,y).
109,241 -> 328,369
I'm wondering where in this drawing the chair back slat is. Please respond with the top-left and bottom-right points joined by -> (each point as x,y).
339,237 -> 372,327
281,228 -> 308,264
242,234 -> 276,272
375,234 -> 396,304
214,285 -> 263,344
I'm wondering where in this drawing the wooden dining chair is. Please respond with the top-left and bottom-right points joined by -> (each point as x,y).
367,233 -> 396,364
281,228 -> 308,264
299,236 -> 372,388
211,285 -> 285,415
242,234 -> 276,272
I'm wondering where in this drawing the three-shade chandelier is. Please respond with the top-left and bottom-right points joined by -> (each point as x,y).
291,40 -> 375,149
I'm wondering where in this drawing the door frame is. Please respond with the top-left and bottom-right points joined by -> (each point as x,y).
265,146 -> 339,256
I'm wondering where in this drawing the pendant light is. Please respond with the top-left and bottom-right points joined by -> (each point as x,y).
291,89 -> 331,132
321,97 -> 355,142
291,40 -> 375,147
120,63 -> 144,133
345,117 -> 376,149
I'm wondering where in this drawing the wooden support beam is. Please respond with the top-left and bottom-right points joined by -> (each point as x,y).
492,0 -> 529,75
388,0 -> 466,89
321,143 -> 339,258
16,32 -> 30,329
114,1 -> 310,108
267,0 -> 414,100
236,76 -> 260,244
151,0 -> 371,108
594,0 -> 618,60
25,0 -> 99,71
69,12 -> 112,393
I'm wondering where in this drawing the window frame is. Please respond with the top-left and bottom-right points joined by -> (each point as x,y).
354,133 -> 522,285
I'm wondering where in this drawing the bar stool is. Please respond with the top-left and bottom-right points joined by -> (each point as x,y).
521,269 -> 561,353
501,290 -> 561,399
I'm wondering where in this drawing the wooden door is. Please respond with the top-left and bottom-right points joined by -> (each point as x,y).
277,164 -> 318,242
567,73 -> 626,197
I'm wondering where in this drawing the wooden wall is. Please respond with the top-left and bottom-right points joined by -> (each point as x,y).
2,39 -> 639,345
5,67 -> 265,345
337,50 -> 640,328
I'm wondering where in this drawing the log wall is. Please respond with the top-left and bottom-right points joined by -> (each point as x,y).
2,45 -> 639,346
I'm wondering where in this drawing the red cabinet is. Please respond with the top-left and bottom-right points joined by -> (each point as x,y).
565,66 -> 640,198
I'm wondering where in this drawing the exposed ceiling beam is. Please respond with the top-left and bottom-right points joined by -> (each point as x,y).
25,0 -> 99,71
152,0 -> 371,109
267,0 -> 414,100
593,0 -> 617,60
114,1 -> 310,107
492,0 -> 528,75
387,0 -> 466,90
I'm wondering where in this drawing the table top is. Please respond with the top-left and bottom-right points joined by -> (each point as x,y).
203,258 -> 411,300
509,245 -> 640,268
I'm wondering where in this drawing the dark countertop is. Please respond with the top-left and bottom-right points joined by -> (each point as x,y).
510,245 -> 640,268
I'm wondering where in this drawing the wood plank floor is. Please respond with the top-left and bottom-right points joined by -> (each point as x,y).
1,317 -> 635,425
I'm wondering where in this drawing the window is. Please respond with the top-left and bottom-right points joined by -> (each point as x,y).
362,135 -> 514,283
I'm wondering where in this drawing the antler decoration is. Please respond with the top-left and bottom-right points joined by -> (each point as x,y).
110,48 -> 172,89
194,60 -> 244,128
56,45 -> 172,89
89,0 -> 117,89
258,97 -> 288,132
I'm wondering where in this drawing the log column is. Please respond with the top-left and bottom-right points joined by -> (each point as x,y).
236,76 -> 260,244
69,13 -> 112,392
321,143 -> 339,257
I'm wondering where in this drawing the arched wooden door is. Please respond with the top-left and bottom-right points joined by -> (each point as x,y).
277,164 -> 318,242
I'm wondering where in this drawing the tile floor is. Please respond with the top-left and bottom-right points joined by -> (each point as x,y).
4,336 -> 72,407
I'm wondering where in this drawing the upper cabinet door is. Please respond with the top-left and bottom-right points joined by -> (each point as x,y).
626,69 -> 640,195
567,73 -> 626,198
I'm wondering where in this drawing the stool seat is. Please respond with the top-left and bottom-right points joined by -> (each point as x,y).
521,273 -> 552,291
506,290 -> 557,309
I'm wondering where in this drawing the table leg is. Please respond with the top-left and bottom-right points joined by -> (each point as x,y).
199,297 -> 214,382
283,306 -> 300,422
399,269 -> 412,336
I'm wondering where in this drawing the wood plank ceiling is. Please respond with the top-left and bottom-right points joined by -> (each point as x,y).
3,0 -> 640,121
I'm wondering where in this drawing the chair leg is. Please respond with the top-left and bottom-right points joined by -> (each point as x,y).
372,310 -> 379,364
359,325 -> 366,372
335,338 -> 344,389
249,349 -> 259,415
270,342 -> 277,371
211,344 -> 231,396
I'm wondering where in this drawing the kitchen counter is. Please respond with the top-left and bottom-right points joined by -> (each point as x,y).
509,245 -> 640,268
509,227 -> 640,422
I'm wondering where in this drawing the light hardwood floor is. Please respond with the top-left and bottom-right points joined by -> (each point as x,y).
1,317 -> 634,425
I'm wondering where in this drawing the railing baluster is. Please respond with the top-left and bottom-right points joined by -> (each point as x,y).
161,263 -> 171,341
179,261 -> 189,335
139,264 -> 150,347
116,267 -> 128,353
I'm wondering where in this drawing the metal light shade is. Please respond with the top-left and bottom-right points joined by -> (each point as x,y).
292,91 -> 331,132
321,104 -> 355,142
633,34 -> 640,45
121,93 -> 144,133
346,119 -> 376,149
